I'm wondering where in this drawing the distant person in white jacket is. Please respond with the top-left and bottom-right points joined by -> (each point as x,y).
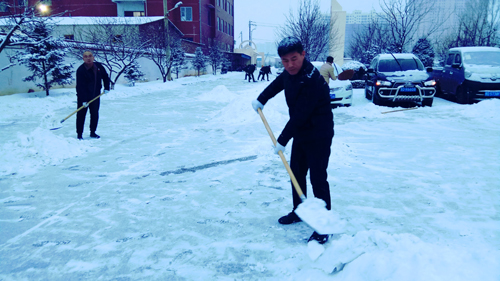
319,56 -> 337,83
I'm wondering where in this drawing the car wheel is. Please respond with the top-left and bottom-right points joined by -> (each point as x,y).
365,87 -> 370,100
435,84 -> 443,97
422,98 -> 433,107
372,91 -> 385,106
456,86 -> 471,104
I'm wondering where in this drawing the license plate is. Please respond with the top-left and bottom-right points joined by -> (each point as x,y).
485,91 -> 500,97
330,93 -> 336,99
400,87 -> 416,92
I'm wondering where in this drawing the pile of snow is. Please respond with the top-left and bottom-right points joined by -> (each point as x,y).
459,99 -> 500,119
197,85 -> 236,102
0,128 -> 98,176
306,230 -> 500,280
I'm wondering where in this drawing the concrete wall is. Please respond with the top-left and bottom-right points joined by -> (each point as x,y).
0,48 -> 206,96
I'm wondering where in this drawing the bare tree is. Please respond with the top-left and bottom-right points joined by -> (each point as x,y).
348,18 -> 390,64
454,0 -> 500,47
379,0 -> 435,53
75,18 -> 148,87
141,21 -> 179,82
208,42 -> 223,75
276,0 -> 338,61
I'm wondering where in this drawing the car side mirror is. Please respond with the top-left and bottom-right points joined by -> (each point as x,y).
452,63 -> 461,69
426,67 -> 433,72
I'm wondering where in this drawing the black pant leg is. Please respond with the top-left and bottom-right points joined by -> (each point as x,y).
76,99 -> 88,135
89,98 -> 100,133
307,138 -> 332,210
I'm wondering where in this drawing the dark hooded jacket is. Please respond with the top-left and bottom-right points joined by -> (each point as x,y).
76,61 -> 110,102
257,59 -> 334,146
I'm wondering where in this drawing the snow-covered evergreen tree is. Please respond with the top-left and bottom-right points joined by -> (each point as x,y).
171,40 -> 187,79
124,61 -> 144,86
17,21 -> 73,96
220,54 -> 231,74
192,47 -> 207,77
412,37 -> 435,67
208,45 -> 222,75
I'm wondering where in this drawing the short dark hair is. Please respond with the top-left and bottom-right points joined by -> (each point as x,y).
326,56 -> 334,63
277,37 -> 304,57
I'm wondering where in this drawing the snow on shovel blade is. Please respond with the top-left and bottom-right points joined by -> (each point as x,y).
295,197 -> 345,235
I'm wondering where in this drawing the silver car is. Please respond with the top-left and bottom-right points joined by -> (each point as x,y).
312,61 -> 353,107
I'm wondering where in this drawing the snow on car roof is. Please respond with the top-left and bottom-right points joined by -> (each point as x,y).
450,46 -> 500,53
377,53 -> 417,59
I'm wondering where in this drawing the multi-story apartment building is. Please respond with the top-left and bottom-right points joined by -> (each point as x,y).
0,0 -> 234,52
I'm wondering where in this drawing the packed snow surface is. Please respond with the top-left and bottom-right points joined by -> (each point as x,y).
0,72 -> 499,280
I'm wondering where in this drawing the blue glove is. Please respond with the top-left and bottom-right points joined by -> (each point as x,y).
274,142 -> 286,155
104,90 -> 110,94
252,99 -> 264,113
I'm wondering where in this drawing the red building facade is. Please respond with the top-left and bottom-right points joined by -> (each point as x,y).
0,0 -> 234,52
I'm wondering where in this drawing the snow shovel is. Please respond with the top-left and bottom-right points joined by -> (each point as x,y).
50,92 -> 104,130
381,107 -> 418,114
257,108 -> 343,235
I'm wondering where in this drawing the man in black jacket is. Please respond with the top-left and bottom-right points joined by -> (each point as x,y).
76,51 -> 110,140
252,37 -> 334,244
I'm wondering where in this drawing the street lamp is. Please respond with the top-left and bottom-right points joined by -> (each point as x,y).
163,1 -> 182,81
37,3 -> 49,15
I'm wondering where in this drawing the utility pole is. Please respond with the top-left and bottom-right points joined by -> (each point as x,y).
163,0 -> 183,81
249,20 -> 256,42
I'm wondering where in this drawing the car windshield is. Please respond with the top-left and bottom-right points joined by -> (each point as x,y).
378,58 -> 424,72
462,51 -> 500,66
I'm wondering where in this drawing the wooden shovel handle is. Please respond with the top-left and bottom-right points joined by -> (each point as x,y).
60,92 -> 105,123
257,108 -> 305,200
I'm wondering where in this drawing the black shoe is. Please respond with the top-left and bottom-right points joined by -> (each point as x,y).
308,231 -> 329,244
278,211 -> 301,225
77,134 -> 83,140
90,132 -> 100,139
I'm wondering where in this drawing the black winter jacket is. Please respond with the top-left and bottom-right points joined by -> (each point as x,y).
257,59 -> 334,146
76,62 -> 110,102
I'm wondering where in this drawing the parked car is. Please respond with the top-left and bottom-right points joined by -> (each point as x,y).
432,46 -> 500,104
311,61 -> 353,107
365,54 -> 436,106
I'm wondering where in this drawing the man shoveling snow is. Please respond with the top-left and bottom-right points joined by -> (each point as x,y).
252,37 -> 336,244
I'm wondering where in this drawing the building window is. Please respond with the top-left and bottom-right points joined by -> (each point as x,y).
64,34 -> 74,40
124,11 -> 145,17
113,35 -> 123,43
208,10 -> 212,26
180,7 -> 192,21
0,3 -> 8,12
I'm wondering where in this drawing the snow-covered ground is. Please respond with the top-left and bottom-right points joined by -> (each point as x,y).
0,72 -> 499,280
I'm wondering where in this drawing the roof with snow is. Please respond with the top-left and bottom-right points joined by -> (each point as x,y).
0,16 -> 164,26
450,46 -> 500,53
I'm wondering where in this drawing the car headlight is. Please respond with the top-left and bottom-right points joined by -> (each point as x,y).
464,70 -> 472,79
424,80 -> 436,86
345,84 -> 353,91
375,80 -> 391,86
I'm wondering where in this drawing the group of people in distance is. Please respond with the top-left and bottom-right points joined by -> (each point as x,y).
243,64 -> 272,82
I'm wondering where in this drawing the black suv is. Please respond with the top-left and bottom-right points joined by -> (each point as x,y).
365,54 -> 437,106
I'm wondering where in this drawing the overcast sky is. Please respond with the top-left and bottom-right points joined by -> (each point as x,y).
234,0 -> 381,47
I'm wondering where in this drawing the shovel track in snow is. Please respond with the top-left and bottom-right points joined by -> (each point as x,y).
160,155 -> 258,176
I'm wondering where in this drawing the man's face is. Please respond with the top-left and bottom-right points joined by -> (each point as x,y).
83,52 -> 94,65
280,50 -> 305,76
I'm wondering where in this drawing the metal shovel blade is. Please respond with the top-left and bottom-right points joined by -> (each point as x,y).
295,197 -> 345,235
